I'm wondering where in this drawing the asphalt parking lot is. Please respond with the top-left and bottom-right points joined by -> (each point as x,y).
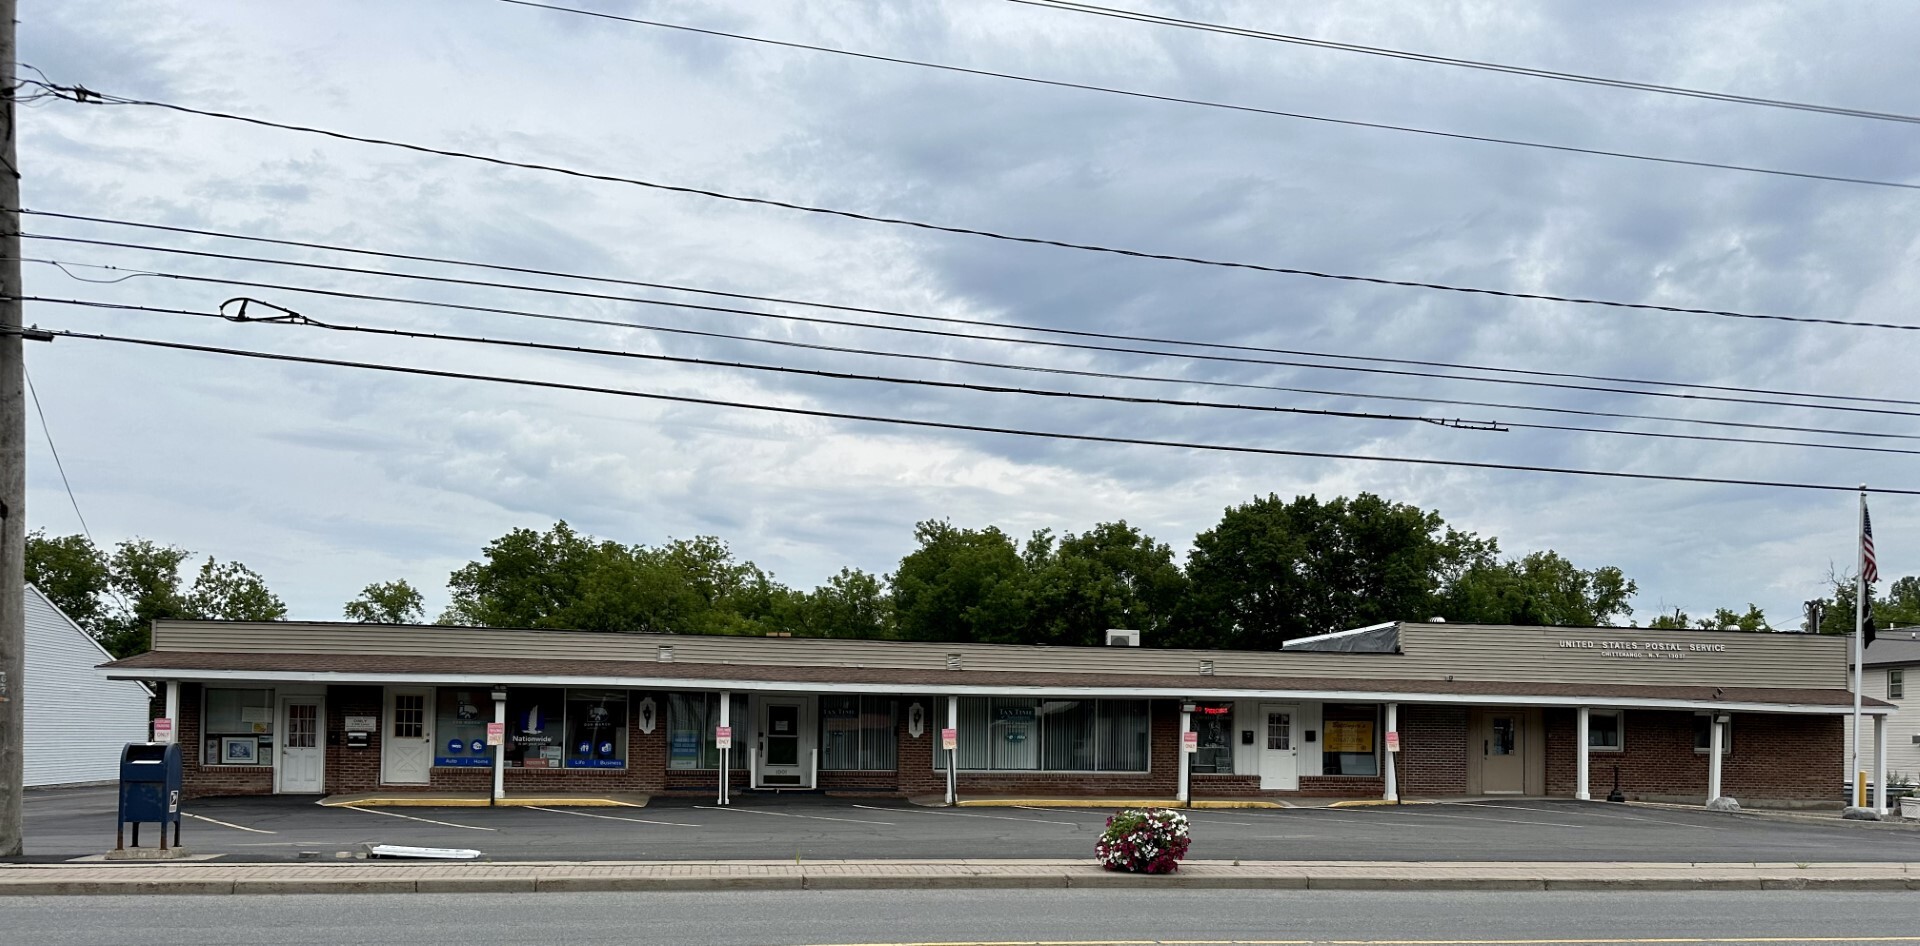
17,785 -> 1916,863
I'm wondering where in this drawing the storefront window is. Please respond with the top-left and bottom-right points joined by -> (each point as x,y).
820,696 -> 896,770
1321,704 -> 1379,776
941,697 -> 1149,772
1191,703 -> 1234,774
504,687 -> 565,768
435,689 -> 493,767
1693,714 -> 1733,755
203,687 -> 274,766
565,690 -> 629,768
667,692 -> 749,769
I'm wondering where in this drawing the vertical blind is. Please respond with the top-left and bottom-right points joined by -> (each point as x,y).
943,697 -> 1150,772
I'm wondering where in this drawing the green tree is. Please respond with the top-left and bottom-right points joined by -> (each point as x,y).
1809,573 -> 1920,635
95,539 -> 195,657
184,558 -> 287,622
1647,604 -> 1768,631
1439,549 -> 1637,627
442,522 -> 606,627
1175,493 -> 1483,649
344,579 -> 427,624
890,520 -> 1029,643
780,567 -> 894,639
1022,521 -> 1186,646
24,530 -> 112,632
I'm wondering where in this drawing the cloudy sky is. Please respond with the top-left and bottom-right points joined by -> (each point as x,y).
18,0 -> 1920,627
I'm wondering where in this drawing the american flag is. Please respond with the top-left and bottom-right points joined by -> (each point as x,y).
1863,502 -> 1879,585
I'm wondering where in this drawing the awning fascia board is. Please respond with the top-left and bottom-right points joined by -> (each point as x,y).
99,666 -> 1894,716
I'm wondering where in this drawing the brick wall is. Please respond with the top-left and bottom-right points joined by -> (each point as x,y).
1400,704 -> 1469,795
1544,709 -> 1841,802
326,685 -> 383,794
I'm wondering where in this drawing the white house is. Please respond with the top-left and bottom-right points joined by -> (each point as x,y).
24,584 -> 153,787
1844,630 -> 1920,789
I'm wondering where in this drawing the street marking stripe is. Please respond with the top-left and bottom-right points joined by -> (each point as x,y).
1320,806 -> 1585,829
693,805 -> 895,825
851,804 -> 1076,825
340,805 -> 496,831
1444,802 -> 1719,829
524,805 -> 697,827
180,812 -> 275,834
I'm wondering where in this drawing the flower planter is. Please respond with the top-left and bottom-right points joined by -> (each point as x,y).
1096,807 -> 1191,874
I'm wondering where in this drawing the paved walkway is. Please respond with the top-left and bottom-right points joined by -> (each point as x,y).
1,859 -> 1915,895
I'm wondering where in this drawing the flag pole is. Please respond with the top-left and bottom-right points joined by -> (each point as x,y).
1853,486 -> 1866,808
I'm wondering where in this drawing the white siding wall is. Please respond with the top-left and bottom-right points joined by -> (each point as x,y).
1843,667 -> 1919,784
24,585 -> 154,787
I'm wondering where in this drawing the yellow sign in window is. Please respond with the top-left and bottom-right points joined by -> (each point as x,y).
1323,720 -> 1375,753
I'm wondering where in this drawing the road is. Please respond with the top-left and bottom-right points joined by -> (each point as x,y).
22,787 -> 1919,863
1,889 -> 1915,946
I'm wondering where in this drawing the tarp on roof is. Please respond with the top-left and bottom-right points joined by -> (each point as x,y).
1282,623 -> 1400,654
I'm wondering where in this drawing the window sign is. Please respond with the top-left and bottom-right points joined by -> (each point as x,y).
1191,703 -> 1234,774
435,689 -> 494,767
204,688 -> 275,767
565,690 -> 628,768
1322,704 -> 1380,776
1323,720 -> 1374,753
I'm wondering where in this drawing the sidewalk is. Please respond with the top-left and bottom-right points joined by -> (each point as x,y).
1,859 -> 1915,895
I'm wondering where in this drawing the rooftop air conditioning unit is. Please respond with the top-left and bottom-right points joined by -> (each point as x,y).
1105,628 -> 1141,647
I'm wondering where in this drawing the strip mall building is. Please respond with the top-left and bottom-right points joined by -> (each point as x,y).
99,619 -> 1896,807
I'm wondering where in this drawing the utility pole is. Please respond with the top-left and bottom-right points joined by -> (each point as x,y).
0,0 -> 27,858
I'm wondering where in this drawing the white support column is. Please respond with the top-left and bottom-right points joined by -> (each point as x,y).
1383,703 -> 1399,803
492,691 -> 506,804
718,690 -> 732,807
1707,715 -> 1725,803
162,681 -> 180,743
1177,704 -> 1192,805
1575,707 -> 1591,801
1873,714 -> 1889,813
946,695 -> 959,806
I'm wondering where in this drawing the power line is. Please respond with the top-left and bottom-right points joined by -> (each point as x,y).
485,2 -> 1920,193
27,293 -> 1920,450
27,295 -> 1504,432
22,365 -> 92,542
26,209 -> 1919,408
1003,0 -> 1920,125
32,83 -> 1920,331
30,234 -> 1920,425
26,324 -> 1920,496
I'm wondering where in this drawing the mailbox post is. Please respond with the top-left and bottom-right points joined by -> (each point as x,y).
116,742 -> 182,852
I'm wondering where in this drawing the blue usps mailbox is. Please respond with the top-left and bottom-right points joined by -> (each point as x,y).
117,742 -> 183,851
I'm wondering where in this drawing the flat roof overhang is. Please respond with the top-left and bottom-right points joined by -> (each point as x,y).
100,651 -> 1894,717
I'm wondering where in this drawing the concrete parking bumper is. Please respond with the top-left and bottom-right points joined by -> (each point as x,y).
1,860 -> 1917,896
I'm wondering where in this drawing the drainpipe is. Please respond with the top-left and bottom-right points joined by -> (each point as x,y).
1575,707 -> 1591,801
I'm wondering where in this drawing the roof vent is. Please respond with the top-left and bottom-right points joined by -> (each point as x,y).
1105,628 -> 1141,647
1199,659 -> 1215,676
946,653 -> 963,671
657,645 -> 673,663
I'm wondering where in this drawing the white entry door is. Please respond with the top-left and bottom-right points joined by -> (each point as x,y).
382,687 -> 434,785
1258,704 -> 1300,790
277,698 -> 325,794
758,700 -> 808,787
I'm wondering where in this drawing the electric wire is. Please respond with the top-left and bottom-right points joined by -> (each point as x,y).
23,364 -> 94,542
27,235 -> 1920,424
1002,0 -> 1920,125
25,209 -> 1919,408
28,295 -> 1501,431
28,324 -> 1920,496
27,293 -> 1920,450
487,2 -> 1920,193
32,81 -> 1920,332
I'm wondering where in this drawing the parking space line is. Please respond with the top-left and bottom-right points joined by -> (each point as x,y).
694,805 -> 895,825
180,811 -> 276,834
524,805 -> 698,827
1364,807 -> 1586,829
1011,806 -> 1114,817
850,804 -> 1076,825
341,805 -> 496,831
1291,807 -> 1518,828
1445,802 -> 1721,829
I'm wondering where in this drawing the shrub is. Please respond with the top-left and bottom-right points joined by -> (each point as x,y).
1095,807 -> 1191,874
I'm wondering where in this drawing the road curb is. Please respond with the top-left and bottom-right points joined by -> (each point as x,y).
2,864 -> 1917,896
